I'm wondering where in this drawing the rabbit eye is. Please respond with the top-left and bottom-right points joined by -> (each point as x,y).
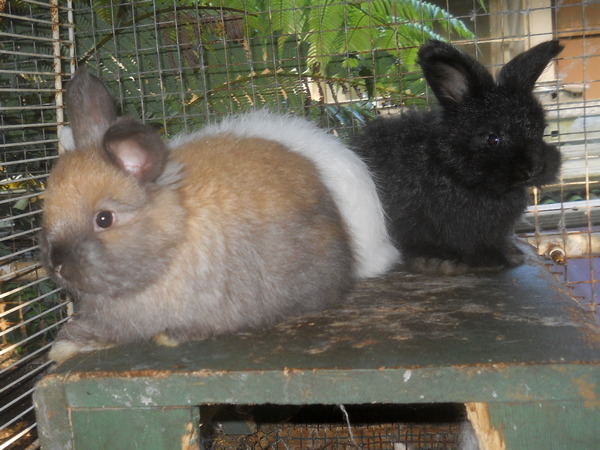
487,133 -> 501,147
95,211 -> 114,229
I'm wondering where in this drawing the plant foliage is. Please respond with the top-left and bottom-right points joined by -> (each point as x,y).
71,0 -> 474,135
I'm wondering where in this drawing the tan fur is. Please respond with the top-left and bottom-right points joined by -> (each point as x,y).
42,134 -> 352,362
178,135 -> 323,215
175,134 -> 343,247
45,150 -> 154,232
42,68 -> 354,363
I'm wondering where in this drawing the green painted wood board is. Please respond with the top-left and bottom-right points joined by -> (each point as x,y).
70,407 -> 200,449
34,257 -> 600,448
487,401 -> 600,448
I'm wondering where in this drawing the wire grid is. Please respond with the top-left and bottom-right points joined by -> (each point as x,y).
71,0 -> 600,320
523,0 -> 600,322
0,1 -> 73,448
205,404 -> 466,449
1,0 -> 600,448
211,422 -> 463,449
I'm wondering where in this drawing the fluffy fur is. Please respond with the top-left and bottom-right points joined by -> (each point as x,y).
170,110 -> 400,278
354,40 -> 563,274
41,69 -> 357,363
59,115 -> 399,279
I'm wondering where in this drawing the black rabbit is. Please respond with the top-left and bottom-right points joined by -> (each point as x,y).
354,40 -> 563,274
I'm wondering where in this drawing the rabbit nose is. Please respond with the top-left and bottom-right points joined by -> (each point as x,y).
513,157 -> 535,185
52,262 -> 63,275
48,243 -> 84,285
49,245 -> 68,276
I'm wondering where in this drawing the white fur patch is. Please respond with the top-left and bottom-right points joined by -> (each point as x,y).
49,339 -> 114,364
58,126 -> 75,152
152,332 -> 180,347
169,110 -> 400,278
48,340 -> 81,364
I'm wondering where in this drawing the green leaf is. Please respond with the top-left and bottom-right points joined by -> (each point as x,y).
71,0 -> 474,127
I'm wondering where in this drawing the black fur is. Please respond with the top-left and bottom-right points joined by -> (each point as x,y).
354,40 -> 563,273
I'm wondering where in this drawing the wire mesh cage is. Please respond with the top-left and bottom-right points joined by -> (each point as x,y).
200,403 -> 468,449
1,0 -> 599,448
0,2 -> 73,448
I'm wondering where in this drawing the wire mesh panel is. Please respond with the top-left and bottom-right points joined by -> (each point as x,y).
70,0 -> 600,321
522,0 -> 600,321
70,0 -> 476,139
1,0 -> 599,448
211,422 -> 464,449
0,1 -> 73,448
202,404 -> 467,449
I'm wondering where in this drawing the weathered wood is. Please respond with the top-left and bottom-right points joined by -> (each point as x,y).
34,255 -> 600,449
70,408 -> 200,449
466,402 -> 505,450
33,376 -> 72,450
486,401 -> 600,448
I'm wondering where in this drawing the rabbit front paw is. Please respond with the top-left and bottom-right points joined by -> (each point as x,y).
152,332 -> 181,347
49,339 -> 114,364
408,257 -> 470,276
504,244 -> 525,267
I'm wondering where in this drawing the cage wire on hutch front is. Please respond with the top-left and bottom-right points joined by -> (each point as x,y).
1,0 -> 599,448
1,1 -> 73,449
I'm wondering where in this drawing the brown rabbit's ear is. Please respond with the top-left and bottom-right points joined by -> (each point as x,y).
103,119 -> 168,183
66,68 -> 117,150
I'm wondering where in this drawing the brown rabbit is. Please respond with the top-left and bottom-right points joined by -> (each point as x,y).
41,69 -> 354,363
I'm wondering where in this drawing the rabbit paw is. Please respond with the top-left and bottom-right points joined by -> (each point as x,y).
152,332 -> 180,347
48,340 -> 80,364
408,257 -> 469,276
49,339 -> 114,364
505,244 -> 525,267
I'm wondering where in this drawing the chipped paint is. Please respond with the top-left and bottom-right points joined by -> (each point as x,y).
180,422 -> 200,450
465,402 -> 506,450
573,375 -> 600,409
139,395 -> 156,406
34,255 -> 599,449
351,338 -> 378,349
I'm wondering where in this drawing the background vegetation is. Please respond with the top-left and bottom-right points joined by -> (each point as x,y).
72,0 -> 473,136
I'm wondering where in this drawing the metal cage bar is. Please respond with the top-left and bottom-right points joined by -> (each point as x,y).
1,0 -> 600,447
0,1 -> 74,448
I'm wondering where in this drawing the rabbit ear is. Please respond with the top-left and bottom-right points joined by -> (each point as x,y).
103,119 -> 168,183
497,40 -> 563,92
66,68 -> 117,150
417,40 -> 494,108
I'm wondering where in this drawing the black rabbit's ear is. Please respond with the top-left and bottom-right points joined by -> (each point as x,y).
417,40 -> 494,108
497,40 -> 563,92
66,68 -> 117,150
103,119 -> 168,183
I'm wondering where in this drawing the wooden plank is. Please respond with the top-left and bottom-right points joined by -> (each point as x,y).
34,255 -> 600,448
33,375 -> 73,450
46,364 -> 596,409
487,401 -> 600,449
36,264 -> 599,403
70,407 -> 200,450
50,261 -> 599,372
